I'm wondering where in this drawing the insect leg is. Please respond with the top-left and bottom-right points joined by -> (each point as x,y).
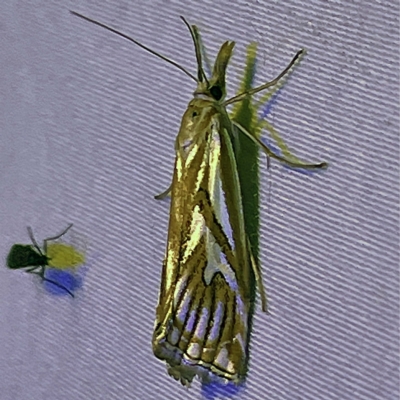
29,264 -> 46,279
247,237 -> 267,312
27,227 -> 43,255
42,276 -> 75,297
225,49 -> 305,106
154,184 -> 172,200
29,265 -> 75,298
42,277 -> 75,297
25,266 -> 40,273
43,223 -> 73,254
233,121 -> 328,170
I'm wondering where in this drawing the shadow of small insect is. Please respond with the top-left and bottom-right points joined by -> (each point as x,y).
6,224 -> 85,297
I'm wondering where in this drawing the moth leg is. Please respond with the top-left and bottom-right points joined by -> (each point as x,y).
225,49 -> 305,106
247,237 -> 268,312
232,121 -> 328,170
154,183 -> 172,200
43,224 -> 73,254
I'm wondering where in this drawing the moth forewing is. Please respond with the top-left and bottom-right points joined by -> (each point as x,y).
153,107 -> 252,384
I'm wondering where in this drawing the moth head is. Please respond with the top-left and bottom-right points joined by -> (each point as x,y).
208,40 -> 235,101
185,20 -> 235,102
194,40 -> 235,102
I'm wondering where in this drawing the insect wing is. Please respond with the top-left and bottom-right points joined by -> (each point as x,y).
46,243 -> 85,269
153,100 -> 252,385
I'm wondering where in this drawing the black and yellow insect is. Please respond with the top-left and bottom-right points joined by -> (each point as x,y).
6,224 -> 83,297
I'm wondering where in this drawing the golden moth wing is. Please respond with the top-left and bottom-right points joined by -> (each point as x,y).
153,100 -> 253,385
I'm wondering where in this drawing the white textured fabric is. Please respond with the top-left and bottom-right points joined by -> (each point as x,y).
0,1 -> 398,399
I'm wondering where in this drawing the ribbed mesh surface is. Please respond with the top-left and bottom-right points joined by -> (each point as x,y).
0,1 -> 398,399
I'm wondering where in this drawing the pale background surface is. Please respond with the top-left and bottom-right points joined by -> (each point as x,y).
0,1 -> 398,399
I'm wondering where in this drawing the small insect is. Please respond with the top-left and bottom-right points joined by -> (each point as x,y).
71,11 -> 327,386
6,224 -> 84,297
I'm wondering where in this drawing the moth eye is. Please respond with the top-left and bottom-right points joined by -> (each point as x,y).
192,111 -> 198,118
210,85 -> 223,100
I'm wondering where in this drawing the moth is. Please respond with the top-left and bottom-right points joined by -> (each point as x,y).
71,11 -> 327,385
6,224 -> 84,297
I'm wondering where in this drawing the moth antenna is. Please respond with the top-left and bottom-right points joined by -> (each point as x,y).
233,121 -> 328,169
70,11 -> 197,82
180,16 -> 209,85
197,30 -> 212,76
